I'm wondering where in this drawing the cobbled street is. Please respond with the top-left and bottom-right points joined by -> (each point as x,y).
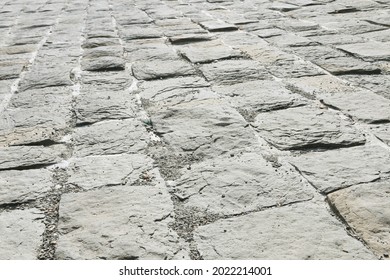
0,0 -> 389,260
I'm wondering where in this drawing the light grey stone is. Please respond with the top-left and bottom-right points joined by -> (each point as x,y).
266,60 -> 325,78
313,56 -> 381,75
150,99 -> 257,158
0,169 -> 52,204
266,34 -> 317,47
199,60 -> 272,85
241,44 -> 296,65
75,86 -> 137,125
328,182 -> 390,259
56,185 -> 188,260
290,145 -> 390,194
212,80 -> 306,119
199,20 -> 238,32
178,40 -> 242,63
369,123 -> 390,145
119,25 -> 162,41
131,59 -> 196,80
0,208 -> 45,260
173,152 -> 315,215
337,42 -> 390,61
319,90 -> 390,123
82,56 -> 125,71
253,106 -> 365,150
194,201 -> 376,259
67,154 -> 158,190
0,145 -> 67,170
73,119 -> 149,157
342,75 -> 390,99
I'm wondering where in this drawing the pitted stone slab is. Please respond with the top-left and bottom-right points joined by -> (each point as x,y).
319,90 -> 390,123
199,60 -> 272,85
199,20 -> 238,32
212,80 -> 306,119
81,56 -> 125,71
150,99 -> 257,158
73,119 -> 149,157
313,56 -> 381,75
178,40 -> 242,63
119,25 -> 163,41
241,44 -> 296,65
67,154 -> 158,190
0,208 -> 45,260
139,76 -> 210,101
290,145 -> 390,194
0,169 -> 52,205
266,34 -> 317,47
56,185 -> 188,260
266,60 -> 325,78
253,106 -> 365,150
75,86 -> 137,125
194,201 -> 376,259
0,145 -> 67,170
81,71 -> 132,90
126,47 -> 179,62
132,59 -> 196,80
328,181 -> 390,259
173,152 -> 315,215
342,75 -> 390,99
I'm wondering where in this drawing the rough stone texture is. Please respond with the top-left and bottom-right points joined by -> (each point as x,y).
0,208 -> 45,260
0,169 -> 52,205
369,123 -> 390,145
0,145 -> 67,170
132,59 -> 196,80
67,154 -> 159,190
56,185 -> 188,260
73,119 -> 149,157
253,106 -> 366,150
290,145 -> 390,194
194,201 -> 376,259
150,99 -> 257,158
199,60 -> 273,85
337,42 -> 390,61
328,182 -> 390,259
173,152 -> 315,215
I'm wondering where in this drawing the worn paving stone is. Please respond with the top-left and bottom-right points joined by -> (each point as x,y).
56,185 -> 188,260
80,70 -> 132,90
212,80 -> 306,120
290,145 -> 390,194
194,201 -> 376,259
81,56 -> 125,71
337,42 -> 390,61
266,60 -> 325,78
253,105 -> 365,150
0,145 -> 67,170
328,181 -> 390,259
0,169 -> 52,205
0,208 -> 45,260
149,99 -> 257,158
342,75 -> 390,99
173,152 -> 315,215
199,59 -> 272,85
67,154 -> 158,190
75,85 -> 137,125
132,59 -> 196,80
139,76 -> 210,102
73,119 -> 149,157
177,40 -> 242,63
199,20 -> 238,32
313,56 -> 381,75
369,123 -> 390,145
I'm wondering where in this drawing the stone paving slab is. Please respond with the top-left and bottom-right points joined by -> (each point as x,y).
194,201 -> 376,260
1,0 -> 390,260
0,208 -> 45,260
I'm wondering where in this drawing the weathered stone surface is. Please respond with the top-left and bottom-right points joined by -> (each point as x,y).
0,145 -> 67,170
150,99 -> 257,158
266,60 -> 325,78
80,71 -> 132,90
290,145 -> 390,194
132,59 -> 196,80
178,40 -> 242,63
241,44 -> 296,65
0,208 -> 45,260
337,42 -> 390,61
194,201 -> 376,259
313,56 -> 381,75
56,185 -> 188,260
67,154 -> 158,190
126,46 -> 179,62
199,60 -> 272,85
212,80 -> 306,120
253,106 -> 365,150
0,169 -> 52,205
266,34 -> 317,47
342,75 -> 390,99
75,86 -> 137,125
73,119 -> 148,157
119,25 -> 162,41
81,56 -> 125,71
369,123 -> 390,145
328,182 -> 390,259
319,90 -> 390,123
139,76 -> 210,101
82,37 -> 120,48
173,152 -> 315,215
199,20 -> 238,32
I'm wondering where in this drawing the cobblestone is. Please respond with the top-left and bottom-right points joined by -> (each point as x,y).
1,0 -> 390,260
